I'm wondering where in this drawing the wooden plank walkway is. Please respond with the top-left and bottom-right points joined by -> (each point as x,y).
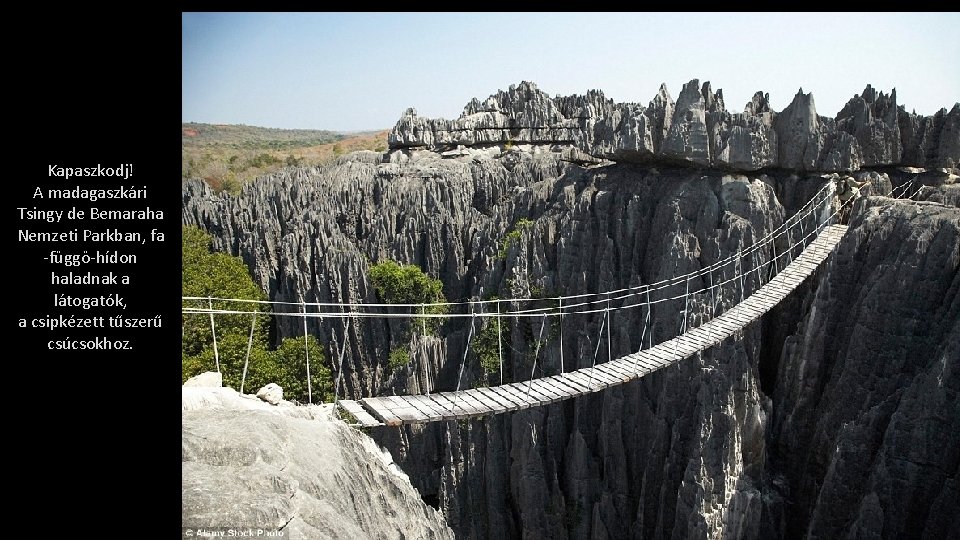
343,224 -> 848,427
337,398 -> 383,427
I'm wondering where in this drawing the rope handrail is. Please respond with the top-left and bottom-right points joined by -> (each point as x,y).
349,221 -> 850,426
183,180 -> 837,313
184,178 -> 891,324
186,178 -> 879,427
183,198 -> 838,320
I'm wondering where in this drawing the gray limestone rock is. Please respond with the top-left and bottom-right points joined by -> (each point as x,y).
183,117 -> 958,538
184,157 -> 796,539
714,91 -> 778,170
771,197 -> 960,539
256,383 -> 283,405
182,388 -> 454,539
899,104 -> 960,168
387,80 -> 959,172
836,85 -> 901,167
774,88 -> 824,170
662,79 -> 711,164
183,371 -> 222,388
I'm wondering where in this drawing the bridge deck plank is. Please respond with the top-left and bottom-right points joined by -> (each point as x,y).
534,378 -> 574,401
474,386 -> 517,410
426,393 -> 462,419
554,374 -> 592,394
666,336 -> 701,357
598,361 -> 633,380
698,321 -> 729,339
437,392 -> 482,417
465,389 -> 504,413
545,376 -> 583,397
338,400 -> 383,427
575,367 -> 620,386
448,391 -> 488,416
629,353 -> 661,373
490,384 -> 538,409
521,380 -> 559,403
403,395 -> 447,419
594,363 -> 630,386
393,406 -> 429,424
565,371 -> 605,391
479,386 -> 526,410
607,359 -> 639,379
645,347 -> 677,365
514,382 -> 555,405
361,401 -> 403,426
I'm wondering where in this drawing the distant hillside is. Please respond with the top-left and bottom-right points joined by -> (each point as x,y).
182,123 -> 388,192
182,122 -> 343,149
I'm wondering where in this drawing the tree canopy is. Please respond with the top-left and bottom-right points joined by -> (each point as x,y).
368,260 -> 447,369
182,226 -> 333,402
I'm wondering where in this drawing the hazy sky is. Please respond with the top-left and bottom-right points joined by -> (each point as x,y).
182,12 -> 959,131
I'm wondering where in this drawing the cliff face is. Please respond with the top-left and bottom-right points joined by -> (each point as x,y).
770,197 -> 960,538
181,387 -> 454,539
389,80 -> 960,172
182,81 -> 959,539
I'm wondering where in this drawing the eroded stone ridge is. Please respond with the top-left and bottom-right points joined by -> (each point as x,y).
389,80 -> 960,171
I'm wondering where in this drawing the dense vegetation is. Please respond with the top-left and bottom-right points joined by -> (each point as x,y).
182,226 -> 333,402
473,300 -> 510,379
369,260 -> 446,308
182,123 -> 388,193
182,123 -> 342,148
368,260 -> 448,369
498,218 -> 534,258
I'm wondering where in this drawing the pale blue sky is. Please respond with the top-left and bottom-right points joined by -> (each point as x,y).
182,12 -> 959,131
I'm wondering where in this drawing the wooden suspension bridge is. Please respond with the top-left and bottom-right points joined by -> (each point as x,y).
183,178 -> 898,429
338,224 -> 847,427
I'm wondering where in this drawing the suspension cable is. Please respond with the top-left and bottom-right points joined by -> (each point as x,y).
240,311 -> 256,394
526,313 -> 548,398
208,296 -> 220,373
451,309 -> 477,416
303,301 -> 312,404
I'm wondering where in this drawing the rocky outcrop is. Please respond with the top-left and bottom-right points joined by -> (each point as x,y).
183,371 -> 222,387
389,80 -> 960,171
899,103 -> 960,168
182,386 -> 454,539
256,382 -> 283,404
771,196 -> 960,538
836,85 -> 901,166
662,79 -> 711,164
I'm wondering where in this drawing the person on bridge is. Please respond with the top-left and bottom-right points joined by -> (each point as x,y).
836,176 -> 870,224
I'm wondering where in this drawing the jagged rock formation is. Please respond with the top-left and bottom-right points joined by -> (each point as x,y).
769,197 -> 960,538
182,386 -> 454,539
183,82 -> 959,539
389,80 -> 960,171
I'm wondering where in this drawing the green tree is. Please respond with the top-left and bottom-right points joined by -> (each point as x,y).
182,226 -> 334,402
185,333 -> 280,393
498,218 -> 534,259
246,152 -> 280,169
474,316 -> 509,378
271,335 -> 333,403
182,226 -> 270,364
369,260 -> 445,306
470,296 -> 512,384
182,226 -> 271,387
368,260 -> 448,369
388,345 -> 411,371
369,260 -> 448,334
